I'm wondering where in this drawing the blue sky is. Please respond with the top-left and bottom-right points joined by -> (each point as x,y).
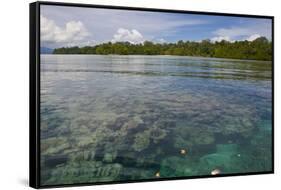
41,5 -> 272,48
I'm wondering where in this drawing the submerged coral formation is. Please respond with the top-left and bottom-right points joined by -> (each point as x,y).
160,156 -> 195,177
132,131 -> 151,152
198,144 -> 239,174
132,126 -> 168,152
43,161 -> 122,185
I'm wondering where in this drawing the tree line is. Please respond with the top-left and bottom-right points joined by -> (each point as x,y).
53,37 -> 272,61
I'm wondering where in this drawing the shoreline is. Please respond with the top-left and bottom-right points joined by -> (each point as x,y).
41,54 -> 272,62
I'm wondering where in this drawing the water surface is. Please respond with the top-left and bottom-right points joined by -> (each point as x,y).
40,55 -> 272,185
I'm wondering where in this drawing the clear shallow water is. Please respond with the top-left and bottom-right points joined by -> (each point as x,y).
40,55 -> 272,185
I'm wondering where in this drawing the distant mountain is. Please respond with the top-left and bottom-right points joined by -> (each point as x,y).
41,47 -> 53,54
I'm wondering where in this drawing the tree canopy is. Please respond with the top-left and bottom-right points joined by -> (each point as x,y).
53,37 -> 272,61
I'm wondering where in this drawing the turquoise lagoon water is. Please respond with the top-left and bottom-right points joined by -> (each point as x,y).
40,55 -> 272,185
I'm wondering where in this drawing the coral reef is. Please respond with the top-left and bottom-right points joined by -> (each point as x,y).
132,126 -> 168,152
150,127 -> 167,143
160,156 -> 194,177
42,161 -> 123,185
174,121 -> 215,149
123,115 -> 144,130
132,131 -> 151,152
103,152 -> 117,163
198,144 -> 239,174
41,137 -> 70,155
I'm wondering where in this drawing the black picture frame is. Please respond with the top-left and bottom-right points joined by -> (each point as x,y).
30,1 -> 274,188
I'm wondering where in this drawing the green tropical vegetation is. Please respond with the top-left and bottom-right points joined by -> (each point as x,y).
53,37 -> 272,61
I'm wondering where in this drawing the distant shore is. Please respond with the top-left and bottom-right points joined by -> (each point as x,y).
50,37 -> 272,61
42,54 -> 272,63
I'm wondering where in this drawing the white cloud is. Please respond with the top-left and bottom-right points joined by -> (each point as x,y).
41,15 -> 90,45
156,38 -> 167,44
65,40 -> 97,47
212,21 -> 271,42
211,33 -> 262,43
213,27 -> 252,39
211,36 -> 231,42
111,28 -> 144,44
246,34 -> 261,41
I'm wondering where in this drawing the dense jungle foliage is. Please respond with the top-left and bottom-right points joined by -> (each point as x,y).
53,37 -> 272,61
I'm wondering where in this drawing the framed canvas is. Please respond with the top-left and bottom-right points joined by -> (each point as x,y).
29,1 -> 274,188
